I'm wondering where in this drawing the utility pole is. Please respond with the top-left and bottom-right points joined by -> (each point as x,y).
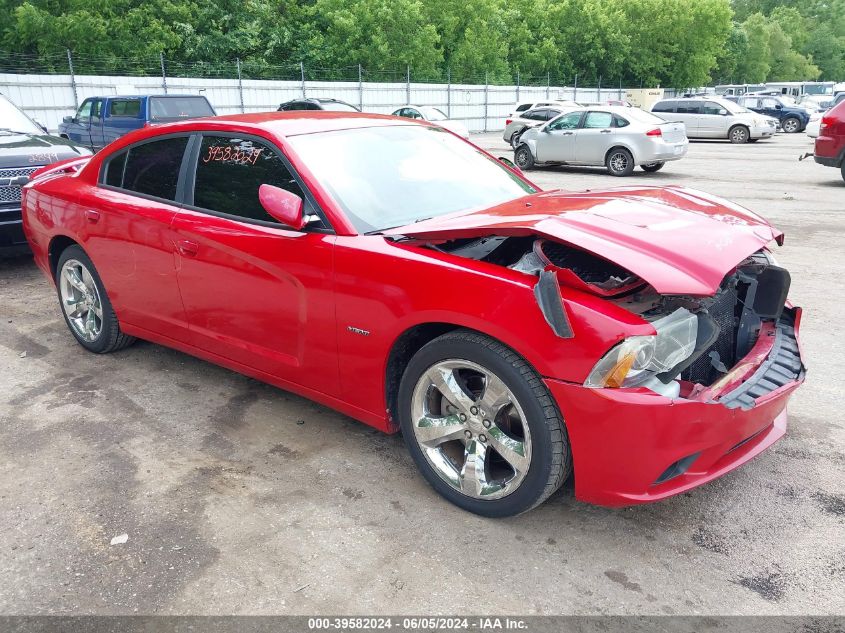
447,67 -> 452,118
300,61 -> 306,98
406,65 -> 411,104
236,58 -> 245,113
66,49 -> 78,110
358,64 -> 363,111
160,52 -> 167,94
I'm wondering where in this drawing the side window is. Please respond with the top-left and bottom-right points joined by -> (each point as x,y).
515,104 -> 531,112
523,109 -> 545,121
652,101 -> 674,113
109,99 -> 141,117
583,111 -> 613,128
763,98 -> 779,108
76,99 -> 93,122
545,110 -> 562,120
702,101 -> 723,115
613,115 -> 630,128
103,151 -> 127,187
676,102 -> 702,114
91,100 -> 103,118
193,135 -> 306,225
121,136 -> 189,201
547,111 -> 582,131
744,98 -> 761,109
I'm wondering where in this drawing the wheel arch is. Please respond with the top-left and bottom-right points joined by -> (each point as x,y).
604,144 -> 637,164
384,321 -> 547,432
728,123 -> 750,139
48,235 -> 83,280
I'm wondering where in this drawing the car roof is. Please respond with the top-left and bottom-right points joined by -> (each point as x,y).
137,111 -> 413,137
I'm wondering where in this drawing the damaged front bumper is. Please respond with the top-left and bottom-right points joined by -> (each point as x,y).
545,307 -> 805,507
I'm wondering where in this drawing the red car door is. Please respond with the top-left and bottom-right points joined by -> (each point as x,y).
83,134 -> 191,339
170,132 -> 339,394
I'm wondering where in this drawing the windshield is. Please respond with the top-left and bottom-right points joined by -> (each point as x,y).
319,101 -> 359,112
288,125 -> 536,233
0,94 -> 42,134
149,96 -> 215,121
419,106 -> 448,121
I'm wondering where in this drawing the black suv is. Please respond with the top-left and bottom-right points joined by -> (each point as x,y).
277,98 -> 360,112
1,94 -> 91,255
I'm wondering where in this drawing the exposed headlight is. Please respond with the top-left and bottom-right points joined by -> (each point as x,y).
585,308 -> 698,388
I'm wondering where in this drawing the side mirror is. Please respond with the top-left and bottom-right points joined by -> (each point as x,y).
718,108 -> 728,116
63,116 -> 73,124
258,184 -> 305,230
775,104 -> 783,110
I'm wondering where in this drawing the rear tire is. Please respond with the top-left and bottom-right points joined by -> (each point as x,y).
841,162 -> 845,184
606,148 -> 635,176
641,161 -> 665,173
56,245 -> 136,354
514,145 -> 535,170
782,117 -> 801,133
729,125 -> 750,144
398,329 -> 571,517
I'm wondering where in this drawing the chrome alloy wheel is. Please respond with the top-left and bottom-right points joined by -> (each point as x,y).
410,360 -> 532,500
730,127 -> 748,143
59,259 -> 103,342
609,151 -> 629,173
782,118 -> 799,133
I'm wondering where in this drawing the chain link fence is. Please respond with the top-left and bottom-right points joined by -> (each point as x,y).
1,50 -> 676,133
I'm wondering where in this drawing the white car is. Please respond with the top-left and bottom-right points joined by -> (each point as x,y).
806,111 -> 823,138
514,106 -> 688,176
651,97 -> 777,143
510,99 -> 579,117
390,106 -> 469,139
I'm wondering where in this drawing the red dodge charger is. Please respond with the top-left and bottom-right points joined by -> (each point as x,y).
22,112 -> 805,516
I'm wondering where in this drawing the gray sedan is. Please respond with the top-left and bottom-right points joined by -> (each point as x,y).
514,106 -> 688,176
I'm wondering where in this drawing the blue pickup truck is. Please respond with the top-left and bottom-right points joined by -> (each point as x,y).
58,94 -> 216,152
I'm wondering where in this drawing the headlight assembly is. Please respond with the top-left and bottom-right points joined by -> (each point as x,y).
585,308 -> 698,388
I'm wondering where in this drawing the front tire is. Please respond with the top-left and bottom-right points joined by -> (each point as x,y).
56,245 -> 136,353
641,161 -> 665,173
514,145 -> 535,170
729,125 -> 750,144
782,117 -> 801,133
398,330 -> 571,517
606,148 -> 635,176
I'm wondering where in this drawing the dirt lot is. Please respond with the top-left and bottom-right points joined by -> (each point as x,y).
0,132 -> 842,616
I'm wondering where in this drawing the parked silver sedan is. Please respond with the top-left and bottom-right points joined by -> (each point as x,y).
514,106 -> 688,176
502,106 -> 572,149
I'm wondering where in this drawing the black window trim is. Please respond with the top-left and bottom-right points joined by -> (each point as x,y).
181,130 -> 335,234
97,132 -> 195,206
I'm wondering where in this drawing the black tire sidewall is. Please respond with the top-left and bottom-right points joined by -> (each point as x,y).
729,125 -> 749,143
606,148 -> 634,176
641,161 -> 664,172
514,145 -> 534,169
56,245 -> 118,353
398,335 -> 559,517
510,129 -> 524,149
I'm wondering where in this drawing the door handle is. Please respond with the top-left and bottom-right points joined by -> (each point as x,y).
563,131 -> 574,136
84,209 -> 100,223
177,239 -> 199,257
600,129 -> 612,134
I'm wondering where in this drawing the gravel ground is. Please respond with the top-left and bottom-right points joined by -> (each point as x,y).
0,131 -> 842,616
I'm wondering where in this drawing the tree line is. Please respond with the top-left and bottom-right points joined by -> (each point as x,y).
1,0 -> 842,88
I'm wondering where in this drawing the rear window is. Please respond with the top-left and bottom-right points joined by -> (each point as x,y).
624,108 -> 666,125
676,101 -> 702,114
109,99 -> 141,117
149,96 -> 214,121
120,136 -> 189,201
652,101 -> 675,113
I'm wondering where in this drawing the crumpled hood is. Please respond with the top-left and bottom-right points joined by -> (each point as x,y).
386,186 -> 782,296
